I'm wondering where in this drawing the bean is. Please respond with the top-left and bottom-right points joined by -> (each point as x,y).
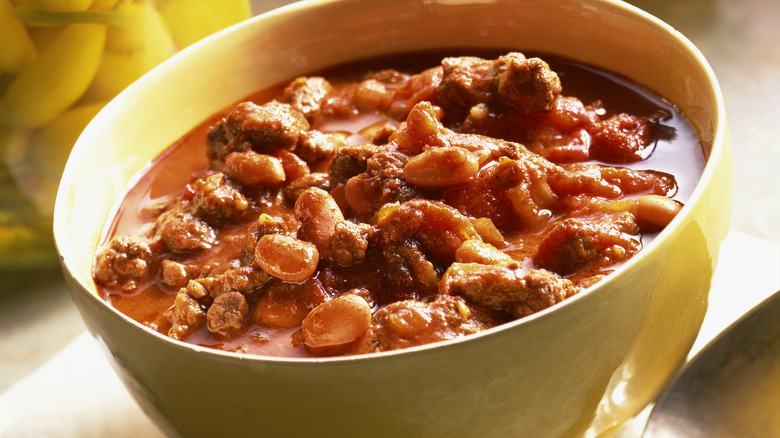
302,294 -> 372,349
224,151 -> 285,187
404,146 -> 479,188
294,187 -> 345,254
343,174 -> 375,215
636,195 -> 682,228
254,234 -> 319,282
274,149 -> 310,181
455,239 -> 512,265
354,79 -> 390,111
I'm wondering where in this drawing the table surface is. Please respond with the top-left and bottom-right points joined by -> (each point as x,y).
2,0 -> 779,435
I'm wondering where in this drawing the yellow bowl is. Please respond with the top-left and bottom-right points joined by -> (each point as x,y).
54,0 -> 730,436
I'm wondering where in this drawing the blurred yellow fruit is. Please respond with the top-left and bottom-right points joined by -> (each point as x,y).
156,0 -> 251,49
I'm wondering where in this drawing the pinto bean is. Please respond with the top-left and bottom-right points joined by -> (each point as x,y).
294,187 -> 345,255
636,195 -> 683,228
302,294 -> 372,349
254,234 -> 319,282
165,291 -> 206,341
403,146 -> 479,188
224,151 -> 285,187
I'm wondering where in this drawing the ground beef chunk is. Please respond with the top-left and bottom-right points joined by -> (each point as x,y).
165,291 -> 206,340
440,262 -> 580,318
206,291 -> 250,338
190,172 -> 249,223
330,220 -> 375,266
206,101 -> 310,164
185,265 -> 270,300
328,143 -> 382,185
381,240 -> 439,299
284,76 -> 332,122
94,236 -> 156,291
533,212 -> 640,276
156,209 -> 216,253
437,52 -> 562,121
494,53 -> 562,114
366,295 -> 497,352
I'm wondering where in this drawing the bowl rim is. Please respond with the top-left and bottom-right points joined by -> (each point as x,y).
53,0 -> 727,365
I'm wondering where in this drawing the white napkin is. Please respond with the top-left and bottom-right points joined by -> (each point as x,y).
1,231 -> 778,438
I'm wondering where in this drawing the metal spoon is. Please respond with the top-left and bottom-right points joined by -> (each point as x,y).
643,288 -> 780,437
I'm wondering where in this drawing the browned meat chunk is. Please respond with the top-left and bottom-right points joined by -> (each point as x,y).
437,52 -> 562,120
156,209 -> 216,253
533,212 -> 640,276
190,172 -> 249,223
206,101 -> 310,163
366,295 -> 497,352
94,236 -> 156,291
381,240 -> 439,299
330,220 -> 375,266
437,56 -> 494,119
185,265 -> 270,300
328,143 -> 381,185
495,53 -> 562,114
206,291 -> 250,338
165,291 -> 206,340
284,76 -> 332,121
440,262 -> 579,318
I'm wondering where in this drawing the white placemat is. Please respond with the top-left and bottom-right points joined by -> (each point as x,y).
1,231 -> 778,438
